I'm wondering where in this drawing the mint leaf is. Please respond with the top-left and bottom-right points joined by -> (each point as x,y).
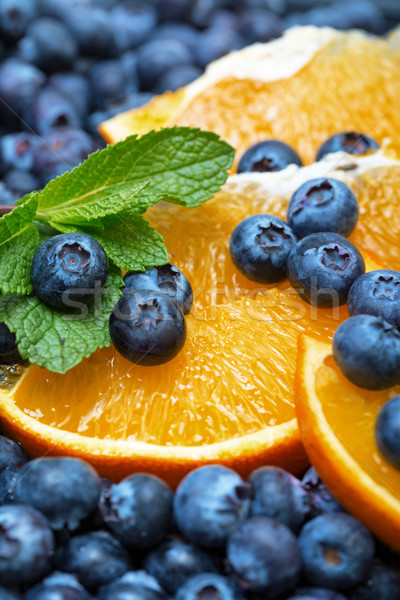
0,266 -> 123,374
0,224 -> 40,295
0,194 -> 38,246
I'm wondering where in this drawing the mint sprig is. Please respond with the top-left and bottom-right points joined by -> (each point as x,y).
0,127 -> 234,373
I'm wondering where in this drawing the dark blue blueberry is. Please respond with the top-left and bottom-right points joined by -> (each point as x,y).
99,473 -> 173,550
98,571 -> 169,600
4,170 -> 39,199
375,396 -> 400,468
144,540 -> 217,595
316,132 -> 379,162
28,88 -> 82,134
0,587 -> 21,600
298,513 -> 375,590
49,72 -> 92,120
229,214 -> 297,284
0,504 -> 55,585
111,2 -> 158,53
249,466 -> 308,533
301,467 -> 344,519
121,51 -> 140,93
19,18 -> 78,72
227,516 -> 301,596
0,0 -> 37,42
0,435 -> 26,473
137,39 -> 193,90
154,0 -> 192,21
175,573 -> 245,600
150,22 -> 200,54
31,233 -> 108,310
288,232 -> 365,307
347,269 -> 400,329
32,127 -> 95,178
238,8 -> 283,44
173,465 -> 251,549
123,263 -> 193,315
333,315 -> 400,390
89,60 -> 128,110
0,468 -> 19,504
0,59 -> 45,117
13,457 -> 101,531
0,323 -> 21,364
349,559 -> 400,600
291,588 -> 347,600
194,27 -> 242,69
0,132 -> 39,173
237,140 -> 302,173
25,572 -> 94,600
0,182 -> 17,206
109,290 -> 186,366
56,530 -> 132,592
287,178 -> 358,239
155,64 -> 202,93
189,0 -> 218,29
65,7 -> 118,58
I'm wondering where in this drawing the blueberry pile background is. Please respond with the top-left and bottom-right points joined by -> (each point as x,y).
0,0 -> 398,205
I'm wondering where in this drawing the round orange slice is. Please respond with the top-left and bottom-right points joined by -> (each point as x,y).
295,334 -> 400,551
99,27 -> 400,169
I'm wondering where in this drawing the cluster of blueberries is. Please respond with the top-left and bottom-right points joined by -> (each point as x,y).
230,132 -> 400,473
1,436 -> 400,599
0,0 -> 393,206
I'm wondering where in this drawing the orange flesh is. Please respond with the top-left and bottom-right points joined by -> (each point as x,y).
315,355 -> 400,490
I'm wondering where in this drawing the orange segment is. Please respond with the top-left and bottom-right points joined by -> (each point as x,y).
295,334 -> 400,550
100,27 -> 400,168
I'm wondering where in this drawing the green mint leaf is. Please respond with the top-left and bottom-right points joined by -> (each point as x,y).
0,194 -> 38,246
0,224 -> 40,295
0,266 -> 123,374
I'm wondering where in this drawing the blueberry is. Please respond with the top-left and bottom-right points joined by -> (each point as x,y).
4,170 -> 39,199
227,516 -> 301,597
31,233 -> 108,310
173,465 -> 251,549
229,214 -> 297,284
333,315 -> 400,390
144,540 -> 217,595
0,0 -> 37,42
0,504 -> 55,585
237,140 -> 302,174
88,60 -> 128,110
56,530 -> 132,592
28,88 -> 82,134
301,467 -> 344,519
375,396 -> 400,468
120,51 -> 140,93
298,513 -> 375,590
0,587 -> 21,600
32,127 -> 95,179
0,182 -> 17,206
347,269 -> 400,329
194,28 -> 242,69
111,2 -> 158,53
287,178 -> 358,239
0,59 -> 45,117
65,7 -> 118,58
154,0 -> 192,21
0,132 -> 39,174
175,573 -> 245,600
98,571 -> 169,600
0,435 -> 26,473
49,72 -> 92,119
123,263 -> 193,315
19,18 -> 78,72
288,232 -> 365,307
0,323 -> 21,364
155,64 -> 202,93
109,290 -> 186,366
99,473 -> 173,550
137,39 -> 193,90
331,0 -> 386,34
13,457 -> 101,531
150,22 -> 200,54
25,572 -> 94,600
349,558 -> 400,600
238,8 -> 283,44
0,468 -> 19,504
249,466 -> 308,533
316,132 -> 379,162
290,588 -> 347,600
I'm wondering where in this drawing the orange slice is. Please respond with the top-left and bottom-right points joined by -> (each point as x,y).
295,334 -> 400,550
100,27 -> 400,169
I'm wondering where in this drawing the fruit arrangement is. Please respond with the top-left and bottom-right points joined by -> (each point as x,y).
2,0 -> 400,598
